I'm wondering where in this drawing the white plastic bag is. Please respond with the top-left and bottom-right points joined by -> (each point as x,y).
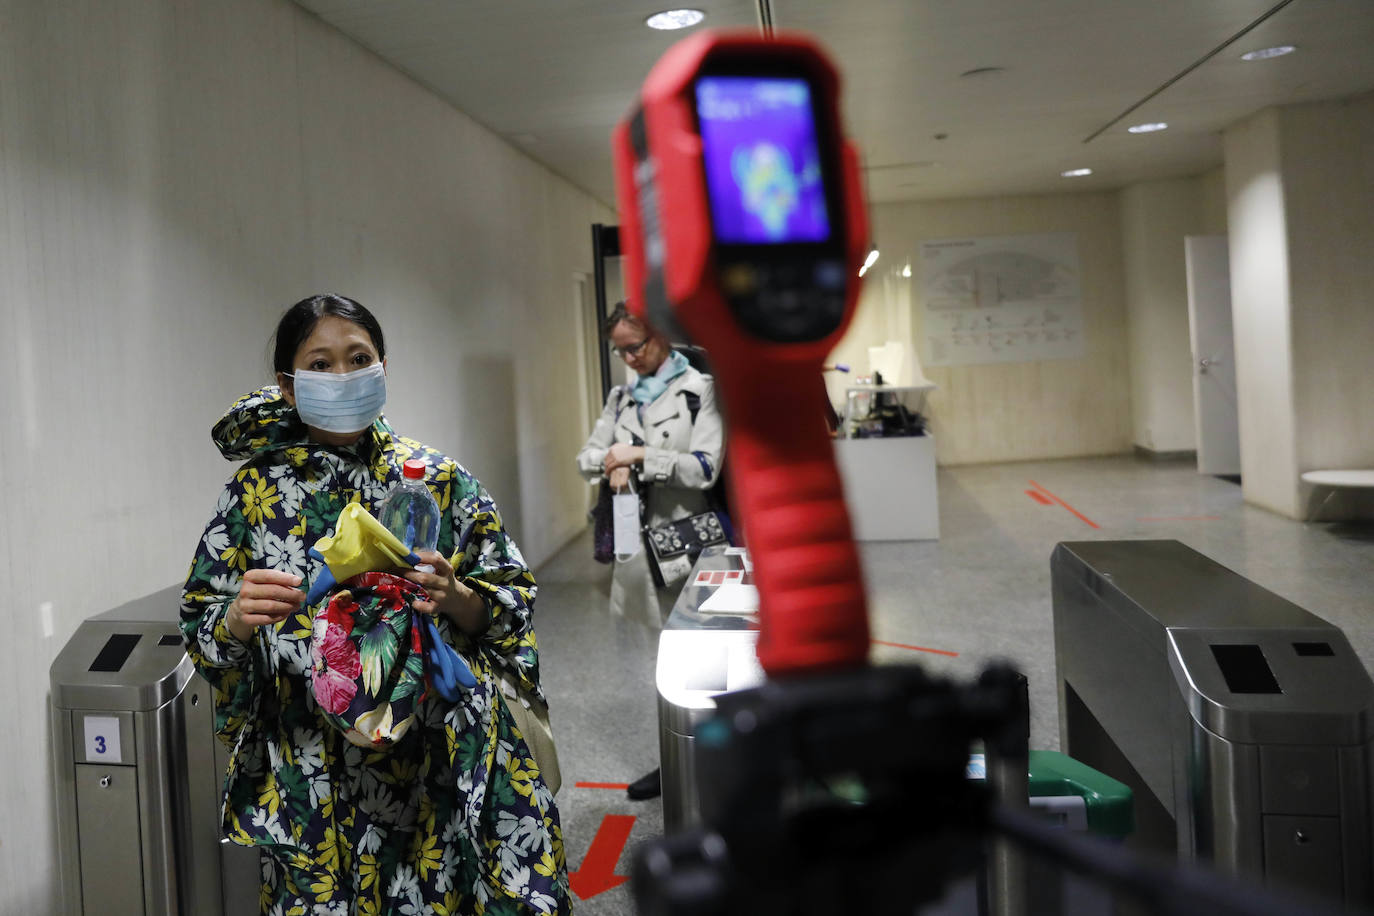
612,492 -> 641,558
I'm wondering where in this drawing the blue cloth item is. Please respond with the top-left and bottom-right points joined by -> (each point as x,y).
423,617 -> 477,699
630,349 -> 689,405
305,549 -> 337,606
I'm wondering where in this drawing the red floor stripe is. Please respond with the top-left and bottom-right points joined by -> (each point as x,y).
1028,480 -> 1100,529
872,639 -> 960,657
1138,516 -> 1221,521
1026,489 -> 1052,505
575,781 -> 631,790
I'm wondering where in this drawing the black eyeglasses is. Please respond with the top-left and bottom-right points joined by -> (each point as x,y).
615,338 -> 652,359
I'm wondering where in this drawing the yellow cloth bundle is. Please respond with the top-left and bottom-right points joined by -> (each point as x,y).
306,503 -> 419,605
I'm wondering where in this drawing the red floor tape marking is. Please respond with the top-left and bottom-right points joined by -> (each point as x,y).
574,781 -> 631,790
872,639 -> 960,657
570,813 -> 636,899
1026,489 -> 1052,505
1028,480 -> 1100,529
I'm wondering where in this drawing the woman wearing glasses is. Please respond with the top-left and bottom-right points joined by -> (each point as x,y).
575,301 -> 726,798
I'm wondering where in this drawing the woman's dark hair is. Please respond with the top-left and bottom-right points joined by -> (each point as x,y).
602,300 -> 652,340
271,294 -> 386,373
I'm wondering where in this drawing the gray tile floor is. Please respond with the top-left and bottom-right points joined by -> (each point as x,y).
534,454 -> 1374,914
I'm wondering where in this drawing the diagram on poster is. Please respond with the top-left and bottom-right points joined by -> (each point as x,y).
921,233 -> 1084,366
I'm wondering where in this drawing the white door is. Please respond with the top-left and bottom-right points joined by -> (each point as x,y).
1185,236 -> 1241,476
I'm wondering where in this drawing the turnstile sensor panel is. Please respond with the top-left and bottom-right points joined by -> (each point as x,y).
89,633 -> 142,673
1211,644 -> 1282,694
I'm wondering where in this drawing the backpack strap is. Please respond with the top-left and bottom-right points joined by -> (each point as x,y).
683,390 -> 701,424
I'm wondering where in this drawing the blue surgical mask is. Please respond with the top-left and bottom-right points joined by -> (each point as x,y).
285,364 -> 387,433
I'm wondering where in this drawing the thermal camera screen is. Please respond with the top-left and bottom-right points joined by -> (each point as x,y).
695,76 -> 831,245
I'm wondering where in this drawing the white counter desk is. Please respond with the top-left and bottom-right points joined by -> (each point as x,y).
833,384 -> 939,541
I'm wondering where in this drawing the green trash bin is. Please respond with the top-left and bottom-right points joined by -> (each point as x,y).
923,750 -> 1134,915
1023,750 -> 1133,915
1025,749 -> 1133,837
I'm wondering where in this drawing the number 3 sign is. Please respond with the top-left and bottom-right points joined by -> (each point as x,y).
83,715 -> 123,764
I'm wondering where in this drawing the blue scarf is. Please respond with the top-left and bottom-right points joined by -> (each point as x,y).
630,349 -> 689,405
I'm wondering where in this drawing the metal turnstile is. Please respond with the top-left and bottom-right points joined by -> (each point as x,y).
656,547 -> 765,832
50,586 -> 258,915
1053,539 -> 1374,906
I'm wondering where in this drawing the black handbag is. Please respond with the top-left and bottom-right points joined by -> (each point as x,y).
591,481 -> 615,564
643,510 -> 730,588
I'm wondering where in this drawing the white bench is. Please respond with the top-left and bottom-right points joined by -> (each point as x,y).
1300,470 -> 1374,521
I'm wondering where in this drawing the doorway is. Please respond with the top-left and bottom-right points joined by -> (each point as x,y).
1185,235 -> 1241,478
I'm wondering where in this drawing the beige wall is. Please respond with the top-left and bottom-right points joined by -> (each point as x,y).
1282,94 -> 1374,493
828,192 -> 1133,465
1198,167 -> 1229,235
1120,176 -> 1223,454
1224,93 -> 1374,519
0,0 -> 611,906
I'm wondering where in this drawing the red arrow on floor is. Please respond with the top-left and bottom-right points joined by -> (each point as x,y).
570,813 -> 636,899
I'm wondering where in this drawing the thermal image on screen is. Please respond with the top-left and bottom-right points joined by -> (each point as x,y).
696,76 -> 830,244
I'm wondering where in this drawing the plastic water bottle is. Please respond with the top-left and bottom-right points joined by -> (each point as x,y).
378,458 -> 476,699
378,459 -> 440,571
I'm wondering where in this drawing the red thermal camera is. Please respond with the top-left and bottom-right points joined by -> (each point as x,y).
612,30 -> 870,676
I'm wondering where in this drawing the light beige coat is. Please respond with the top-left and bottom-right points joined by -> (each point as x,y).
576,366 -> 725,625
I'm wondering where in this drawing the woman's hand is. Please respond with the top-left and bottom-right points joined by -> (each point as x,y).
227,569 -> 305,643
608,466 -> 632,492
604,443 -> 644,474
404,550 -> 489,636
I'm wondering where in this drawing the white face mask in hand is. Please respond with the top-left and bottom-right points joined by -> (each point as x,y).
613,492 -> 641,558
285,364 -> 387,433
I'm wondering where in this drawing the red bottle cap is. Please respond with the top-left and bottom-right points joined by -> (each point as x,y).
402,459 -> 427,479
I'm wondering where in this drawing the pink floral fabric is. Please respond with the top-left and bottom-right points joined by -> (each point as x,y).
309,619 -> 361,714
309,572 -> 429,748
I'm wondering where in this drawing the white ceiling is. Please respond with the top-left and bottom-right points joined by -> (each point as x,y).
292,0 -> 1374,207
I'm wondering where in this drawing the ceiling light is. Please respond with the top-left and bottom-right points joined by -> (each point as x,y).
858,247 -> 879,277
901,264 -> 912,278
1127,122 -> 1168,134
1061,168 -> 1093,178
1241,45 -> 1296,61
646,9 -> 705,30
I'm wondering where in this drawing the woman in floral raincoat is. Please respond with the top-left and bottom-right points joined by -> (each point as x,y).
181,294 -> 570,915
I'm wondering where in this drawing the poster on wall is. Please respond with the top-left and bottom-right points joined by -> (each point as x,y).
920,232 -> 1084,367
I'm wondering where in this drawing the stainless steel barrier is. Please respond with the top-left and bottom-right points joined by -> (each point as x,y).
656,547 -> 765,832
50,586 -> 257,915
1053,539 -> 1374,907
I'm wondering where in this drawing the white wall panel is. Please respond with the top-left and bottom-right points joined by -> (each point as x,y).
1224,109 -> 1299,517
0,0 -> 610,906
1223,93 -> 1374,520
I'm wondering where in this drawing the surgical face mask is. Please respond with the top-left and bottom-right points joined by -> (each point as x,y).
285,364 -> 387,433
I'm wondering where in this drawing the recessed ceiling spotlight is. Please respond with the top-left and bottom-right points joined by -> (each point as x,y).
1061,168 -> 1093,178
1241,45 -> 1296,61
646,9 -> 705,30
1127,122 -> 1168,134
